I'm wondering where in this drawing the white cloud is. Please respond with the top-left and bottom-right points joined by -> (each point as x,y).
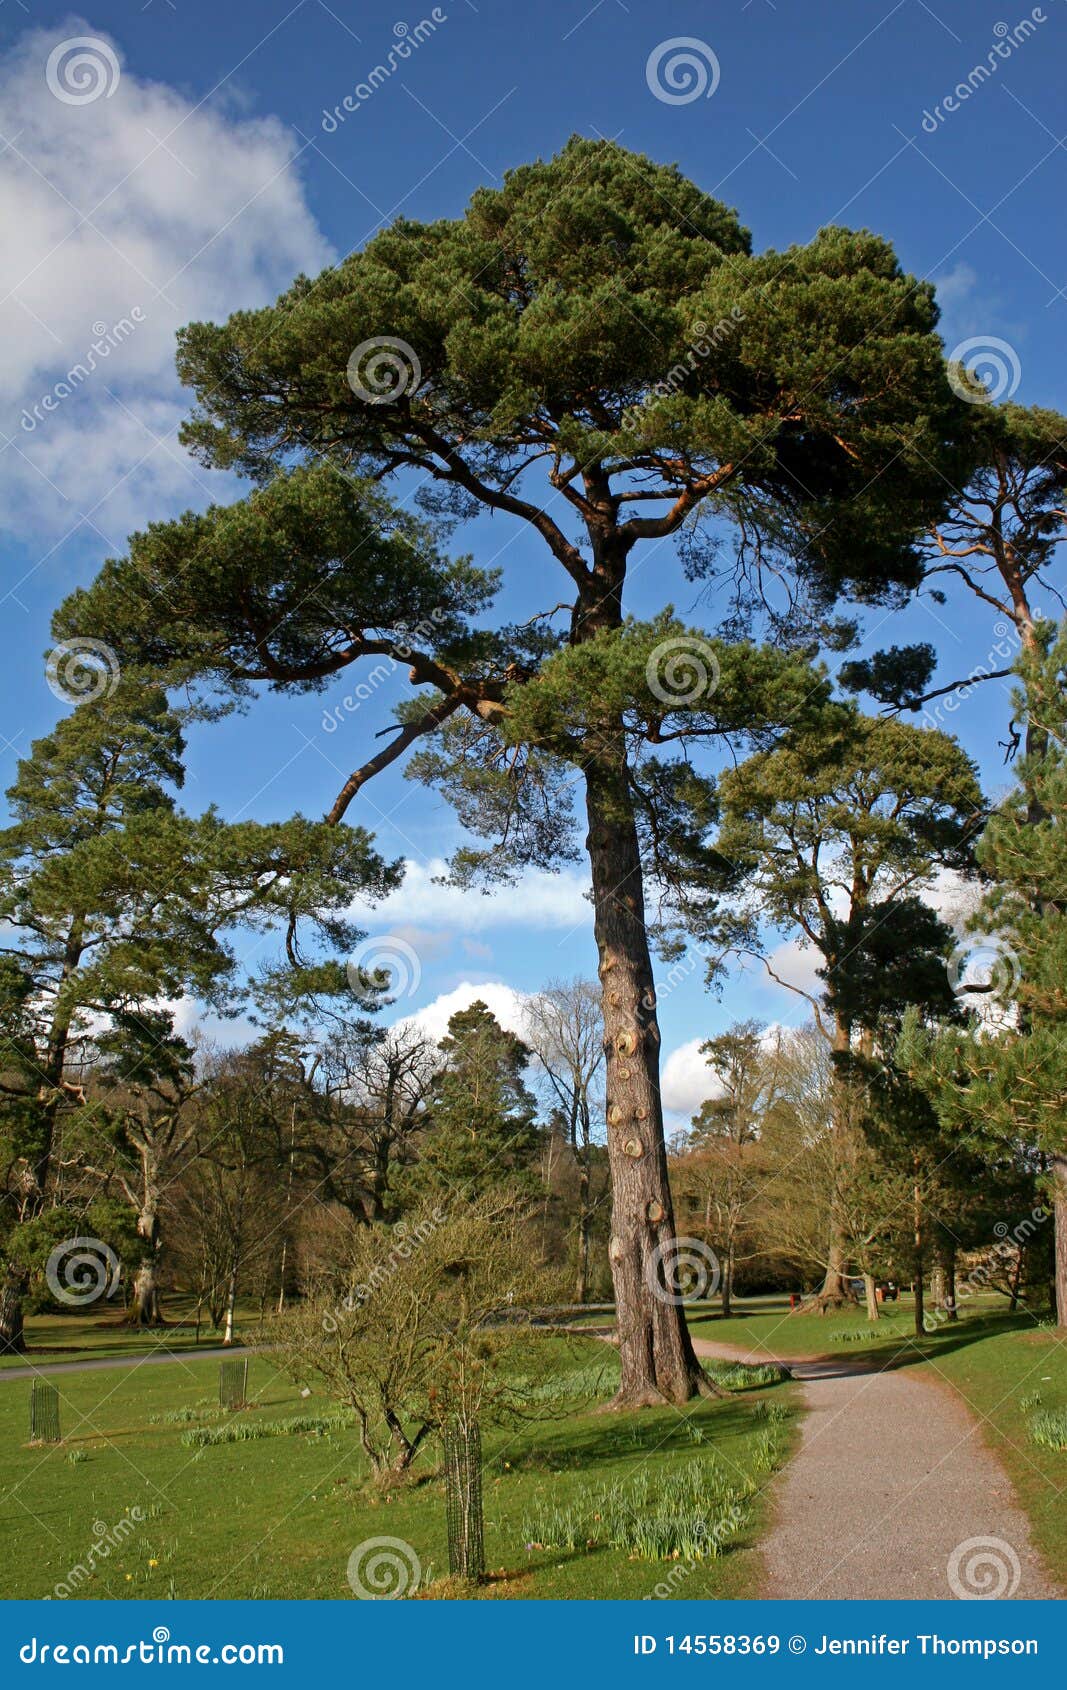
0,19 -> 333,543
352,858 -> 592,933
393,981 -> 534,1047
661,1038 -> 722,1117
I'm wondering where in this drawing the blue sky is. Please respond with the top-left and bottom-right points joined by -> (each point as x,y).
1,0 -> 1064,1121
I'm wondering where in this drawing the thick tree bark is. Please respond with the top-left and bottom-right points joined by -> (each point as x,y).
1053,1152 -> 1067,1330
585,758 -> 717,1406
126,1206 -> 164,1328
932,1230 -> 957,1322
913,1173 -> 926,1338
863,1273 -> 880,1322
816,1021 -> 857,1306
0,1263 -> 27,1354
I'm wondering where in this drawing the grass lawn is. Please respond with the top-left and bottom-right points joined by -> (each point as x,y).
686,1293 -> 1067,1586
0,1335 -> 796,1600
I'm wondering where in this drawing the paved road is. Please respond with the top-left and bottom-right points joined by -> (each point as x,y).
0,1345 -> 251,1381
694,1337 -> 1058,1600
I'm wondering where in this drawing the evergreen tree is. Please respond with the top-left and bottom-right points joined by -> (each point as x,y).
54,140 -> 964,1403
0,680 -> 397,1349
906,623 -> 1067,1325
409,1002 -> 539,1197
712,710 -> 982,1303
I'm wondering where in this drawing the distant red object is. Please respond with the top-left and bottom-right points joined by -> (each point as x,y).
789,1293 -> 798,1310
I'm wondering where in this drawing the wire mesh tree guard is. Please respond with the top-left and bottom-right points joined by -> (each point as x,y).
218,1356 -> 249,1410
442,1418 -> 484,1582
30,1379 -> 60,1443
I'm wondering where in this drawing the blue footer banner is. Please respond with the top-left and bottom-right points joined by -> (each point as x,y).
2,1602 -> 1063,1685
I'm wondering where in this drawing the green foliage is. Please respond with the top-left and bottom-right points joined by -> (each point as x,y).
407,1001 -> 540,1198
1029,1409 -> 1067,1452
713,709 -> 983,1029
520,1451 -> 773,1562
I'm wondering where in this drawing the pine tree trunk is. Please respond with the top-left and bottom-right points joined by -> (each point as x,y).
585,758 -> 716,1406
0,1263 -> 27,1354
932,1231 -> 957,1322
913,1173 -> 926,1338
1053,1152 -> 1067,1330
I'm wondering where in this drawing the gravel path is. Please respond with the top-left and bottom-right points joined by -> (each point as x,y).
694,1337 -> 1058,1601
0,1345 -> 250,1381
